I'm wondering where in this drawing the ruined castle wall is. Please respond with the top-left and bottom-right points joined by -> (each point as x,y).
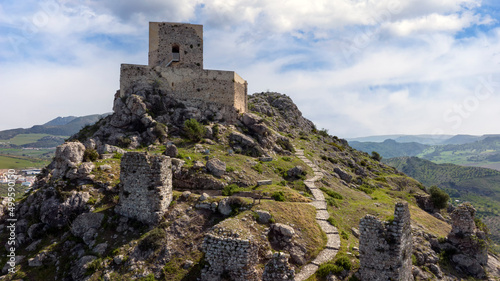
120,64 -> 247,122
201,228 -> 259,281
148,22 -> 203,69
115,152 -> 172,225
358,202 -> 413,281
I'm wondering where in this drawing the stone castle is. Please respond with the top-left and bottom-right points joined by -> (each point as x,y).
120,22 -> 248,123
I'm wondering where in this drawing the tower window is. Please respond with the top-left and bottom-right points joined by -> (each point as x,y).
172,45 -> 180,62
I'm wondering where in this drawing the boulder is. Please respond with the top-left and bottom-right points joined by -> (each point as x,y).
287,166 -> 305,178
256,210 -> 272,224
199,193 -> 210,201
206,158 -> 226,177
334,167 -> 352,183
272,223 -> 295,237
164,144 -> 178,158
71,212 -> 104,245
218,198 -> 233,216
71,255 -> 97,281
52,142 -> 86,178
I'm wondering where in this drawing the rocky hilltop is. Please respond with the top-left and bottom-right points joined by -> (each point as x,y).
0,91 -> 499,281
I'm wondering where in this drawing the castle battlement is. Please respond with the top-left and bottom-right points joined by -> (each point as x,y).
119,22 -> 247,123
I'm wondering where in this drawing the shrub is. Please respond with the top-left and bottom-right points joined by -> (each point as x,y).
183,118 -> 206,142
474,218 -> 489,234
326,197 -> 339,208
222,184 -> 239,196
340,231 -> 349,240
327,216 -> 337,226
83,148 -> 99,162
335,254 -> 352,271
251,163 -> 263,174
429,186 -> 449,209
226,166 -> 235,173
318,128 -> 329,137
282,156 -> 291,162
317,263 -> 343,277
113,152 -> 123,159
271,191 -> 285,202
371,151 -> 382,161
138,228 -> 166,252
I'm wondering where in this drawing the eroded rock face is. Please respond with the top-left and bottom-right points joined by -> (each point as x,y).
40,191 -> 90,228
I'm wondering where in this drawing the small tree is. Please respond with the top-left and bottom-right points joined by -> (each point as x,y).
371,151 -> 382,162
183,118 -> 206,142
429,186 -> 450,209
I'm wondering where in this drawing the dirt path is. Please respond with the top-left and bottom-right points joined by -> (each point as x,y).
294,149 -> 341,281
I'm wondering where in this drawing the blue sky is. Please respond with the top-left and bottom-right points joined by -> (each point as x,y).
1,0 -> 500,138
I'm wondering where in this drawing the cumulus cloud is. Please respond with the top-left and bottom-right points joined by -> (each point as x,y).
0,0 -> 499,138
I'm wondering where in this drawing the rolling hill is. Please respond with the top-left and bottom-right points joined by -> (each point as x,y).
385,156 -> 500,244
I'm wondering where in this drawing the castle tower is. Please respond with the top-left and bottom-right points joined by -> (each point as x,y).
120,22 -> 247,124
148,22 -> 203,69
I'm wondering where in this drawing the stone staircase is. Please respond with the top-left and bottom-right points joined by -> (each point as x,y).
294,149 -> 341,281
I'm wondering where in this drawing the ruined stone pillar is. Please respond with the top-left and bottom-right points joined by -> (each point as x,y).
358,202 -> 413,281
115,152 -> 172,224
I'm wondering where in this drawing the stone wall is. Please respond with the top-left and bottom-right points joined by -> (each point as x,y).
120,64 -> 247,122
115,152 -> 172,225
201,224 -> 259,281
148,22 -> 203,69
358,202 -> 413,281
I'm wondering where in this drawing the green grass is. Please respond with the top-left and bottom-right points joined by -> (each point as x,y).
5,134 -> 52,145
0,154 -> 50,169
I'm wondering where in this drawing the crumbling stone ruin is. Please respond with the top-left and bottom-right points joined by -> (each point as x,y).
358,202 -> 413,281
120,22 -> 247,124
115,152 -> 172,225
443,203 -> 488,278
262,252 -> 295,281
201,223 -> 259,281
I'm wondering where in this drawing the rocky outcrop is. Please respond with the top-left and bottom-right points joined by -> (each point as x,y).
434,203 -> 488,278
115,152 -> 172,225
358,202 -> 413,281
52,142 -> 86,179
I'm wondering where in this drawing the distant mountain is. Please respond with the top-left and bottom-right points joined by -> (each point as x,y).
0,114 -> 111,140
43,116 -> 78,126
440,134 -> 484,145
347,134 -> 453,145
385,156 -> 500,243
349,139 -> 429,158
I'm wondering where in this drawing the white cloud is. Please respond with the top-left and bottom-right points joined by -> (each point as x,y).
0,0 -> 499,138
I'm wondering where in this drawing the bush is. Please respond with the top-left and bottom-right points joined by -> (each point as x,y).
340,231 -> 349,240
251,163 -> 263,174
318,128 -> 329,137
429,186 -> 449,209
222,184 -> 240,196
335,254 -> 352,271
138,228 -> 166,252
317,263 -> 343,277
83,148 -> 99,162
371,151 -> 382,161
271,191 -> 285,202
184,118 -> 206,142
